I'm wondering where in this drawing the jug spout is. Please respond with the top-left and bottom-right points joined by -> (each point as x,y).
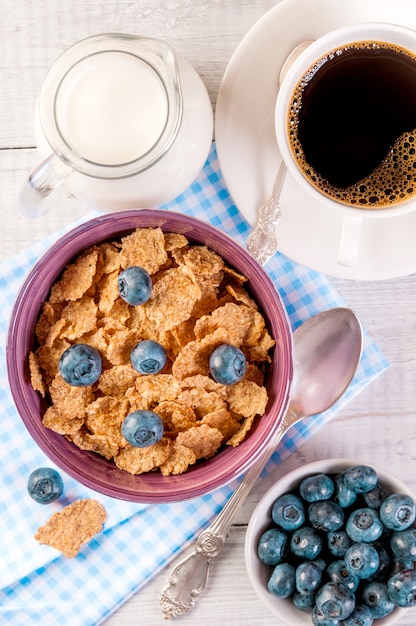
19,154 -> 72,218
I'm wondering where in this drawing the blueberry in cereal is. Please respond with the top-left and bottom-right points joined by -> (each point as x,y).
121,409 -> 164,448
118,266 -> 152,306
59,343 -> 102,386
209,343 -> 246,385
130,339 -> 167,374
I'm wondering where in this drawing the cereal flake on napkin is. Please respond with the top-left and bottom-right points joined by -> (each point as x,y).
34,499 -> 106,558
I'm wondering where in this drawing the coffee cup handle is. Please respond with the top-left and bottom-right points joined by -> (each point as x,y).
337,214 -> 362,267
19,154 -> 72,218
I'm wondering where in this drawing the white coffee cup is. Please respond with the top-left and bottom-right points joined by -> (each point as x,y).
275,23 -> 416,267
20,34 -> 213,217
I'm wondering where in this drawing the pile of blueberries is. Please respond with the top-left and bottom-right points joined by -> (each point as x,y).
257,465 -> 416,625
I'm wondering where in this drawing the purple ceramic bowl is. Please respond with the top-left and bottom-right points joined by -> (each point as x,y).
6,210 -> 293,503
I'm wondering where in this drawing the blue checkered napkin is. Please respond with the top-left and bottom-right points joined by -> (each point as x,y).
0,240 -> 150,591
0,144 -> 389,625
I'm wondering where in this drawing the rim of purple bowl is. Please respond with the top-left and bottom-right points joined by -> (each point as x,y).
6,209 -> 294,503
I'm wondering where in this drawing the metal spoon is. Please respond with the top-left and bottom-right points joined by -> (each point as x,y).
246,40 -> 314,266
160,307 -> 363,619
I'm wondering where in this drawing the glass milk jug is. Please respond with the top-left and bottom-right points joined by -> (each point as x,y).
20,34 -> 213,216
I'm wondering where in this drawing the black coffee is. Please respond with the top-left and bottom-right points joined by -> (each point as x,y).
288,41 -> 416,208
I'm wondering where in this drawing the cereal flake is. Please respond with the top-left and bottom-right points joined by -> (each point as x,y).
34,499 -> 106,558
115,438 -> 173,474
176,424 -> 223,460
49,250 -> 99,303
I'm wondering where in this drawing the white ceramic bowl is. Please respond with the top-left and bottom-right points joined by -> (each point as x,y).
245,458 -> 415,626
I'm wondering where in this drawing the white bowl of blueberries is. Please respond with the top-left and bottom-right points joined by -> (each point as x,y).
245,459 -> 416,626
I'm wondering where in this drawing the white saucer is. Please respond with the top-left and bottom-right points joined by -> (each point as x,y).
215,0 -> 416,280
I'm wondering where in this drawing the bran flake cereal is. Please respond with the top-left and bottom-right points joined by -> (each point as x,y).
34,499 -> 106,558
28,352 -> 46,398
68,430 -> 120,460
159,443 -> 197,477
176,423 -> 224,460
201,408 -> 241,441
115,438 -> 173,474
42,405 -> 84,435
29,227 -> 276,476
119,227 -> 167,274
49,374 -> 94,420
49,250 -> 99,304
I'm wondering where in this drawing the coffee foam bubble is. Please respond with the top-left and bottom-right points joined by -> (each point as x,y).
287,42 -> 416,208
290,129 -> 416,208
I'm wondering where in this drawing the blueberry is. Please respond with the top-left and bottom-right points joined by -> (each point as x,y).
295,561 -> 323,594
315,582 -> 356,620
257,528 -> 288,565
344,543 -> 380,579
59,343 -> 102,386
333,473 -> 358,508
326,560 -> 359,592
327,530 -> 351,557
271,493 -> 305,531
390,528 -> 416,561
267,562 -> 295,598
118,266 -> 152,305
388,569 -> 416,607
368,545 -> 391,582
390,556 -> 415,576
290,526 -> 323,560
299,473 -> 334,502
313,557 -> 328,571
130,340 -> 167,375
363,482 -> 386,509
311,606 -> 341,625
27,467 -> 63,504
292,590 -> 315,612
346,508 -> 383,543
209,343 -> 246,385
361,581 -> 395,617
343,465 -> 378,494
308,500 -> 344,532
342,604 -> 374,626
121,410 -> 163,447
379,493 -> 416,531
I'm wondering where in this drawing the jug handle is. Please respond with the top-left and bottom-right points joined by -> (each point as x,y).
19,154 -> 72,218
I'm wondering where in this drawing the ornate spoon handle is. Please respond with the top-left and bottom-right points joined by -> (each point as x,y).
160,415 -> 293,619
246,159 -> 286,266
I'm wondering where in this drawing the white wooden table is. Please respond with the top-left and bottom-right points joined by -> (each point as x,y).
1,2 -> 415,625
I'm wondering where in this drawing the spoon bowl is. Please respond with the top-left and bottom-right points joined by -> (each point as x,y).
160,307 -> 363,619
291,307 -> 363,418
